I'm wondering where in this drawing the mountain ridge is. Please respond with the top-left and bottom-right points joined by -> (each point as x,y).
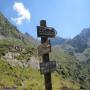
51,28 -> 90,53
0,12 -> 38,46
0,11 -> 90,90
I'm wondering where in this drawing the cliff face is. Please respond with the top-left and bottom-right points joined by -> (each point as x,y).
66,28 -> 90,52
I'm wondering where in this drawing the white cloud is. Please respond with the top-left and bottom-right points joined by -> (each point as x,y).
12,2 -> 31,25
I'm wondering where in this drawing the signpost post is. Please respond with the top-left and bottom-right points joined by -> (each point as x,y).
37,20 -> 56,90
40,61 -> 56,74
37,40 -> 51,55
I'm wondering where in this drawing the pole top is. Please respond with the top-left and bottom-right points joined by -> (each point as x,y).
40,20 -> 47,27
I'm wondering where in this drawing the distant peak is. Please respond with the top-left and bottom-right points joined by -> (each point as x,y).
81,28 -> 90,34
25,32 -> 30,37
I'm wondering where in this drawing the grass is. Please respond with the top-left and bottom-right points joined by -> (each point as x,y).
0,59 -> 80,90
50,47 -> 90,90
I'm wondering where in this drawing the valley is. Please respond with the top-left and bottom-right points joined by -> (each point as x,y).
0,12 -> 90,90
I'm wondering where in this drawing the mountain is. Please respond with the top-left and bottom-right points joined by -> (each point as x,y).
51,28 -> 90,53
0,12 -> 90,90
50,46 -> 90,90
66,28 -> 90,52
50,28 -> 90,64
24,32 -> 39,47
50,36 -> 68,46
0,12 -> 22,39
0,12 -> 38,46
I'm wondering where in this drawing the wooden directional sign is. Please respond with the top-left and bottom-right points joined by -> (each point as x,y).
40,61 -> 56,74
37,26 -> 56,38
37,20 -> 57,90
37,41 -> 51,55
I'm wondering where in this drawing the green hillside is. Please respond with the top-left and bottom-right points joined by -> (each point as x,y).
0,59 -> 80,90
0,12 -> 38,47
0,12 -> 90,90
0,39 -> 80,90
50,46 -> 90,90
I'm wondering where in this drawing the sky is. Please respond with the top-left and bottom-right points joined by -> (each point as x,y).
0,0 -> 90,39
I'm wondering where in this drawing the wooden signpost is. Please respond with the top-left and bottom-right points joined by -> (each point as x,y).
37,20 -> 56,90
40,61 -> 56,74
37,26 -> 56,37
37,40 -> 51,55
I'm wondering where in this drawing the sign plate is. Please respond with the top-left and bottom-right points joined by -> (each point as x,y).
37,26 -> 56,37
37,41 -> 51,55
40,61 -> 56,74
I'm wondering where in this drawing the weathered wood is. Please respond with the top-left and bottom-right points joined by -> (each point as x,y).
40,61 -> 56,74
37,40 -> 51,55
40,20 -> 52,90
37,26 -> 56,37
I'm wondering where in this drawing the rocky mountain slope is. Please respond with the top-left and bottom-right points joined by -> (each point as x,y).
67,28 -> 90,52
0,12 -> 90,90
0,12 -> 38,46
50,36 -> 68,46
51,28 -> 90,64
51,28 -> 90,53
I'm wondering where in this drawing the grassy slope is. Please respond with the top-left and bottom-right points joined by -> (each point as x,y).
0,12 -> 38,47
0,12 -> 86,89
50,46 -> 90,90
0,59 -> 80,90
0,40 -> 80,90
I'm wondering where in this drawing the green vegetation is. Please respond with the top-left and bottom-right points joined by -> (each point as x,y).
0,11 -> 90,90
0,12 -> 38,47
83,48 -> 90,60
50,47 -> 90,90
0,59 -> 80,90
0,41 -> 80,90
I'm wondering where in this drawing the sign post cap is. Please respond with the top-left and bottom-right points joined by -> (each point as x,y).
40,20 -> 47,27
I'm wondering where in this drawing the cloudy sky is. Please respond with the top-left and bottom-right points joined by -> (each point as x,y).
0,0 -> 90,38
